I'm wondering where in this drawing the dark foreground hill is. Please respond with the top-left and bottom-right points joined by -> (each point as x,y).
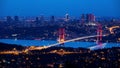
0,45 -> 120,68
0,42 -> 24,51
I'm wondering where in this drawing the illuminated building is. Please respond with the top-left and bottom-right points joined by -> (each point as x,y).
86,14 -> 95,22
65,13 -> 69,22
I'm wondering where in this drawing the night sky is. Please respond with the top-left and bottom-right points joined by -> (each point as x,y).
0,0 -> 120,17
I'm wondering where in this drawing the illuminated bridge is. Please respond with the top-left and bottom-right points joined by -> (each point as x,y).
28,24 -> 106,50
30,34 -> 107,51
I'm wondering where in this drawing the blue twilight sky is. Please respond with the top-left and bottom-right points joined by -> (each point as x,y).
0,0 -> 120,17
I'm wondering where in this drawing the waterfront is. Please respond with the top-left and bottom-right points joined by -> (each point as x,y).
0,39 -> 120,48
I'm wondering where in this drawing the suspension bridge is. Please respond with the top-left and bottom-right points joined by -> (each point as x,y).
32,23 -> 106,50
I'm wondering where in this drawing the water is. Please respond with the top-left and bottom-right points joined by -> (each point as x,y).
0,39 -> 120,48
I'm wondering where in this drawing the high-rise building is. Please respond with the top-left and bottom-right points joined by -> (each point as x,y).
65,13 -> 69,22
50,16 -> 55,23
6,16 -> 13,23
86,14 -> 95,22
14,16 -> 19,22
86,14 -> 89,22
80,14 -> 85,23
90,14 -> 95,22
35,17 -> 39,22
40,16 -> 44,23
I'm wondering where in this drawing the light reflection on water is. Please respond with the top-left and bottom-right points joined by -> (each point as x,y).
0,39 -> 120,48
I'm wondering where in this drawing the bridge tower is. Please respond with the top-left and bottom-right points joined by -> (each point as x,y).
58,28 -> 65,45
97,24 -> 102,46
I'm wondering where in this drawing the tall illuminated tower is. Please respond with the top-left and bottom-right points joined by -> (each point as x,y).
65,13 -> 69,22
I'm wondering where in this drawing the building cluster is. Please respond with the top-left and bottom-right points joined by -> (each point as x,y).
0,14 -> 120,42
0,47 -> 119,68
0,13 -> 96,28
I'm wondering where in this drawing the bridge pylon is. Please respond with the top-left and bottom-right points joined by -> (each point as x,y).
58,28 -> 65,46
97,24 -> 102,46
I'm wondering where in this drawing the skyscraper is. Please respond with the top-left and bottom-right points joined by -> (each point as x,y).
14,16 -> 19,22
65,13 -> 69,22
50,16 -> 55,23
86,14 -> 95,22
40,16 -> 44,23
90,14 -> 95,22
80,14 -> 85,23
35,17 -> 39,22
6,16 -> 13,23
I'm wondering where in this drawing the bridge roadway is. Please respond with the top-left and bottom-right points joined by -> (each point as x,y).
33,35 -> 107,50
0,35 -> 107,55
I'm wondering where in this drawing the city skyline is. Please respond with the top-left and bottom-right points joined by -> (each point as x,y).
0,0 -> 120,67
0,0 -> 120,17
